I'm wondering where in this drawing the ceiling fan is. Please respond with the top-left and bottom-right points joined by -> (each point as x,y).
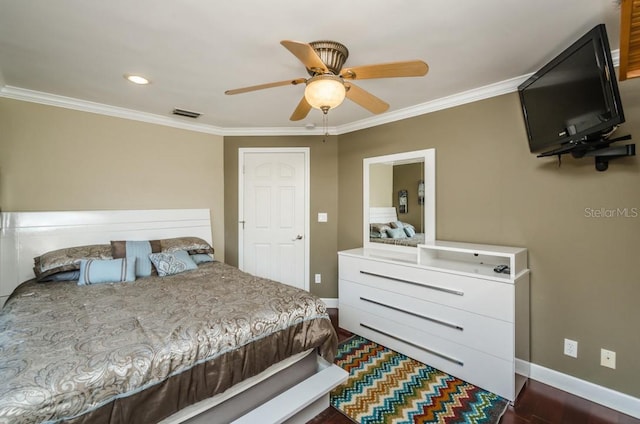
225,40 -> 429,121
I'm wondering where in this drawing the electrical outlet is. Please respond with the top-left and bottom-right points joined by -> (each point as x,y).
564,338 -> 578,358
601,349 -> 616,369
314,273 -> 321,284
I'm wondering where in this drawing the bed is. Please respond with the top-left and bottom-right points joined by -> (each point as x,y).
369,207 -> 425,247
0,209 -> 346,424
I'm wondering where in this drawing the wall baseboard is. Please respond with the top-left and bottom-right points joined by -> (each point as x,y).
321,298 -> 338,308
527,362 -> 640,419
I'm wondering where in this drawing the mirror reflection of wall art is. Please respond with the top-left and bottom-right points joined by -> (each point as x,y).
418,180 -> 425,205
398,190 -> 408,214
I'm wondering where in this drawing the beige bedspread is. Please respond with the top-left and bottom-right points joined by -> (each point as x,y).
0,261 -> 337,423
371,232 -> 425,247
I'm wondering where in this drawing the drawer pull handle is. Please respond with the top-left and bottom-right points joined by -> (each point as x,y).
360,297 -> 464,331
360,323 -> 464,367
359,270 -> 464,296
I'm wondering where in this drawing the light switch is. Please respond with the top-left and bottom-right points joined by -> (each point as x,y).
317,213 -> 328,222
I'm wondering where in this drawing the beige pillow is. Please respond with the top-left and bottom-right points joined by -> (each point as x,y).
34,244 -> 113,281
160,237 -> 214,255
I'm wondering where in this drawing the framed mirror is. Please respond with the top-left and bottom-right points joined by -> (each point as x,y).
363,149 -> 435,252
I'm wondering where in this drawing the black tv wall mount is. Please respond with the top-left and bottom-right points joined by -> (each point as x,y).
539,134 -> 635,171
571,134 -> 635,171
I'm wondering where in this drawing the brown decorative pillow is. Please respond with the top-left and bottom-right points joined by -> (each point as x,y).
34,244 -> 113,281
111,240 -> 161,259
160,237 -> 214,255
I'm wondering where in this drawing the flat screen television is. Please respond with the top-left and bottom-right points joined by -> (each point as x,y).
518,24 -> 625,157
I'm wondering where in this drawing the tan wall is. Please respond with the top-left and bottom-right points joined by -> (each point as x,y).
0,98 -> 226,260
338,78 -> 640,398
369,163 -> 393,207
223,136 -> 339,299
392,162 -> 423,230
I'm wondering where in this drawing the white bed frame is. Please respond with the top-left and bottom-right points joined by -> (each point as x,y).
369,206 -> 399,224
0,208 -> 347,423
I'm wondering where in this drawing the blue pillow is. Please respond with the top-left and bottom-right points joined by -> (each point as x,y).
190,253 -> 214,264
78,258 -> 136,286
149,250 -> 197,277
125,240 -> 154,277
38,270 -> 81,283
404,226 -> 416,237
386,227 -> 407,239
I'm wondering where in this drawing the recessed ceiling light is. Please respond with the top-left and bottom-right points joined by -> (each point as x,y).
124,74 -> 150,85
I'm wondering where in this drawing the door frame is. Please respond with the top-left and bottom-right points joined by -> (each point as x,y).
238,147 -> 310,291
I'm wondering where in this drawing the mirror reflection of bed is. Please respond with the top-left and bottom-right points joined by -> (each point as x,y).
363,148 -> 435,252
369,206 -> 425,247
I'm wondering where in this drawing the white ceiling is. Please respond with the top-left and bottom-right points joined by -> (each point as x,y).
0,0 -> 623,135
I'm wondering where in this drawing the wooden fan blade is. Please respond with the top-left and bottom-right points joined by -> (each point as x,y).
281,40 -> 328,73
341,60 -> 428,80
225,78 -> 306,95
345,83 -> 389,114
290,96 -> 312,121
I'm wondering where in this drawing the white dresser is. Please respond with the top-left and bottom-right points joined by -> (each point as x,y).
338,241 -> 530,402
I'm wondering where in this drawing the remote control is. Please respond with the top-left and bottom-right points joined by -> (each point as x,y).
493,264 -> 509,274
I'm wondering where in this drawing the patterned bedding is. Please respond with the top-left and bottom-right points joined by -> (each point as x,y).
370,232 -> 425,247
0,261 -> 337,424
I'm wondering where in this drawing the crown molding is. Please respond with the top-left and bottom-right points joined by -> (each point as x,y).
0,81 -> 527,137
335,74 -> 532,134
218,126 -> 337,137
0,49 -> 620,137
0,86 -> 227,136
611,48 -> 620,66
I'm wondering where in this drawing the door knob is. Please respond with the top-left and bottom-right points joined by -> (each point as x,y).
292,234 -> 303,241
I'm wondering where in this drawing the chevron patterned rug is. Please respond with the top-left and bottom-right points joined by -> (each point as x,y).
330,336 -> 509,424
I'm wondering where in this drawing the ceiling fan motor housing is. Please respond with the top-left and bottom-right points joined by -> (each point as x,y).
308,41 -> 349,75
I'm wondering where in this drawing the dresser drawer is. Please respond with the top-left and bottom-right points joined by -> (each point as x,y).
339,254 -> 514,321
339,279 -> 514,360
340,305 -> 515,400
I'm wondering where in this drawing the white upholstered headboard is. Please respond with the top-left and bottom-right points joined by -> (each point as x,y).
0,209 -> 212,301
369,207 -> 398,224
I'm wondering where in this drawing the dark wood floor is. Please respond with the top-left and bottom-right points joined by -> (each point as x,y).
309,309 -> 639,424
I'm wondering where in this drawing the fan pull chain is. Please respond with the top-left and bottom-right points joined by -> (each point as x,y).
323,111 -> 329,142
321,105 -> 330,142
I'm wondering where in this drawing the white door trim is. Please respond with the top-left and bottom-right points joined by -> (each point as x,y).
238,147 -> 310,291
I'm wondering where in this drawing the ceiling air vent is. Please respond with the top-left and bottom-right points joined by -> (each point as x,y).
172,108 -> 201,119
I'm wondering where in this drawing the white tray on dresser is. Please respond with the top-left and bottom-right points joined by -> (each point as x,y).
338,241 -> 530,403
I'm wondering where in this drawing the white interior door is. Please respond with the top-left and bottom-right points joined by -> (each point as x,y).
239,148 -> 309,291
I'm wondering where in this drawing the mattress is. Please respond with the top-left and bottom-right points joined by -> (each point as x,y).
0,261 -> 337,423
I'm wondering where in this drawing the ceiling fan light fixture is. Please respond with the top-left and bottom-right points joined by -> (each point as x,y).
304,74 -> 346,112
